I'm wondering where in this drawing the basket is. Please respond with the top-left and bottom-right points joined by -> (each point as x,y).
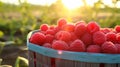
27,30 -> 120,67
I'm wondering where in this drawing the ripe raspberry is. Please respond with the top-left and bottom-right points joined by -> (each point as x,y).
52,40 -> 69,50
106,32 -> 117,43
87,21 -> 100,34
43,43 -> 52,48
45,34 -> 54,43
55,31 -> 71,42
74,23 -> 87,38
69,39 -> 85,52
101,41 -> 117,54
30,32 -> 46,45
70,32 -> 78,41
62,24 -> 75,32
81,32 -> 93,46
49,25 -> 55,30
40,24 -> 49,31
75,21 -> 86,26
115,25 -> 120,33
93,31 -> 106,45
54,26 -> 61,33
116,33 -> 120,43
100,28 -> 112,34
87,45 -> 101,53
57,18 -> 67,27
115,44 -> 120,54
45,29 -> 55,35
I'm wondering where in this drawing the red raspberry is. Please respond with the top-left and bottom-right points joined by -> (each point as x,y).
106,32 -> 117,43
55,31 -> 71,42
74,23 -> 87,38
43,43 -> 52,48
45,29 -> 55,35
116,33 -> 120,43
62,24 -> 75,32
115,44 -> 120,54
57,18 -> 67,27
69,39 -> 85,52
40,24 -> 49,31
75,21 -> 86,26
30,32 -> 46,45
54,26 -> 61,33
81,32 -> 93,46
115,25 -> 120,33
70,32 -> 78,41
52,40 -> 69,50
101,41 -> 117,54
87,45 -> 101,53
100,28 -> 112,34
45,34 -> 54,43
87,21 -> 100,34
93,31 -> 106,45
49,25 -> 55,30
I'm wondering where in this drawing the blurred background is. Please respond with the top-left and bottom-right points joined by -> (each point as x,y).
0,0 -> 120,67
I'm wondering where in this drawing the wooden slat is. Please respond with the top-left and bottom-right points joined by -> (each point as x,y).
118,64 -> 120,67
75,62 -> 86,67
28,51 -> 35,67
104,64 -> 117,67
36,53 -> 42,67
85,63 -> 100,67
42,55 -> 51,67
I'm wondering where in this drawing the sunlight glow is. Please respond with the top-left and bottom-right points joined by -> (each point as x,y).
86,0 -> 98,6
62,0 -> 83,10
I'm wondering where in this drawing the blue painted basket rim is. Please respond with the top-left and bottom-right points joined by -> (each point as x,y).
27,30 -> 120,63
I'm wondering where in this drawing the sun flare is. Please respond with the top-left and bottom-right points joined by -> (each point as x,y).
62,0 -> 83,10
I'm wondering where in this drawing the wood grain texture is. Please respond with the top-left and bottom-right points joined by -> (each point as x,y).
28,51 -> 35,67
104,64 -> 117,67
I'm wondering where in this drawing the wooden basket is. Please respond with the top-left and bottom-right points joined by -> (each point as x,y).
27,31 -> 120,67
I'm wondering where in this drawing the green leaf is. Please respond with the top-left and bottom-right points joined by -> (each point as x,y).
0,31 -> 4,38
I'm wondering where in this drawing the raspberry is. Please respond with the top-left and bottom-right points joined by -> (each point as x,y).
70,32 -> 78,41
87,45 -> 101,53
30,32 -> 46,45
43,43 -> 52,48
106,32 -> 117,43
40,24 -> 49,31
101,41 -> 117,54
81,32 -> 93,46
115,25 -> 120,33
57,18 -> 67,27
87,21 -> 100,34
115,44 -> 120,54
100,28 -> 112,34
45,29 -> 55,35
49,25 -> 55,30
116,33 -> 120,43
75,21 -> 86,26
52,40 -> 69,50
93,31 -> 106,45
62,24 -> 75,32
69,39 -> 85,52
55,31 -> 71,42
74,23 -> 87,38
45,34 -> 54,43
54,26 -> 61,33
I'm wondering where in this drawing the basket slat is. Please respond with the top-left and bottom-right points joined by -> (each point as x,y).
85,63 -> 100,67
28,51 -> 35,67
36,53 -> 42,67
55,59 -> 75,67
36,53 -> 52,67
104,64 -> 117,67
75,62 -> 86,67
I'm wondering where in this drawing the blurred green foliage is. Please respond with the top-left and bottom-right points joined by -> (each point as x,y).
0,0 -> 120,46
